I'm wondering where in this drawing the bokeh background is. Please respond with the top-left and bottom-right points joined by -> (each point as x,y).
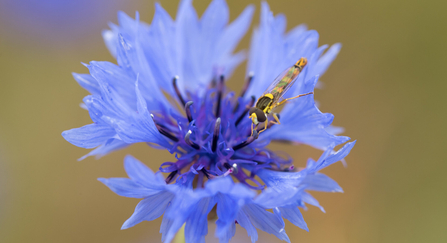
0,0 -> 446,242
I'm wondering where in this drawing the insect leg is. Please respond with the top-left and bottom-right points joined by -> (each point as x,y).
250,122 -> 254,137
258,118 -> 269,134
249,114 -> 255,137
276,91 -> 314,107
272,113 -> 281,125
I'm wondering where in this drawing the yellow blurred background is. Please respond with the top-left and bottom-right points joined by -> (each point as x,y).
0,0 -> 446,242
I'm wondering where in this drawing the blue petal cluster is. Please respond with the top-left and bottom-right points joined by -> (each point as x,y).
62,0 -> 356,242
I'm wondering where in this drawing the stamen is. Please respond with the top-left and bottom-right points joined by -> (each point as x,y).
151,114 -> 179,142
201,168 -> 210,179
233,73 -> 254,113
173,76 -> 186,107
233,130 -> 258,150
165,170 -> 178,183
159,128 -> 179,142
220,163 -> 233,175
185,101 -> 194,123
209,75 -> 217,88
222,168 -> 234,176
212,117 -> 221,152
215,75 -> 224,117
231,163 -> 238,174
184,130 -> 200,150
235,96 -> 256,126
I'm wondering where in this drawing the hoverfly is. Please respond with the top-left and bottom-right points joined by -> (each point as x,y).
248,57 -> 313,135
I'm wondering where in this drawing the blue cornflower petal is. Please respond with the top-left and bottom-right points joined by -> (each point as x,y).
76,73 -> 170,149
174,0 -> 201,91
302,173 -> 343,192
72,72 -> 101,95
301,191 -> 325,213
238,204 -> 290,243
200,0 -> 230,62
254,186 -> 303,208
307,43 -> 342,79
115,34 -> 169,109
78,139 -> 128,160
256,168 -> 306,188
144,3 -> 177,96
216,4 -> 254,64
162,191 -> 200,243
117,11 -> 142,37
122,191 -> 174,229
236,206 -> 258,242
160,216 -> 175,243
98,155 -> 167,198
215,194 -> 237,242
98,177 -> 160,198
309,141 -> 356,173
246,2 -> 283,97
110,80 -> 170,147
62,124 -> 115,149
87,61 -> 139,106
184,197 -> 216,243
256,142 -> 355,210
326,125 -> 346,135
102,29 -> 117,58
279,206 -> 308,232
209,178 -> 255,242
87,62 -> 135,113
123,155 -> 166,188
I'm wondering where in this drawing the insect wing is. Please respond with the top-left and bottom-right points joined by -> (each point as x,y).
261,65 -> 301,105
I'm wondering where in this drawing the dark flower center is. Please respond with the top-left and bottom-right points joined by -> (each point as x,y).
150,75 -> 292,190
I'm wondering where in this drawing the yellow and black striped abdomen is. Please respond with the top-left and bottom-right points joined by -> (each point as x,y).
255,94 -> 274,113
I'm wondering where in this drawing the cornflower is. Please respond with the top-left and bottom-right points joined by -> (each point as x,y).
62,0 -> 356,242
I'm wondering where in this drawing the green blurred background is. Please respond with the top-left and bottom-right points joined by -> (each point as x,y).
0,0 -> 446,242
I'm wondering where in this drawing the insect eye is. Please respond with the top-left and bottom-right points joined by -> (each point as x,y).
255,110 -> 267,122
249,107 -> 257,116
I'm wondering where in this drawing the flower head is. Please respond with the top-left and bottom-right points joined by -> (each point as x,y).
63,0 -> 356,242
